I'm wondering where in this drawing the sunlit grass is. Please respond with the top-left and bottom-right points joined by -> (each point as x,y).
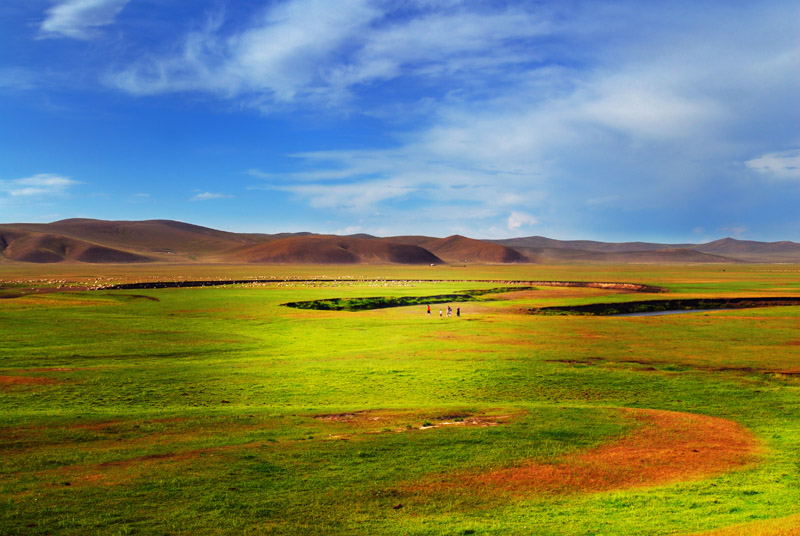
1,264 -> 799,534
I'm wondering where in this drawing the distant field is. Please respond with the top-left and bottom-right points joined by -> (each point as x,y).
1,264 -> 799,535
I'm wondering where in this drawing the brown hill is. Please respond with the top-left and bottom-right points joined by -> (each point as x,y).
41,219 -> 255,258
0,230 -> 152,263
0,219 -> 287,263
694,238 -> 800,262
385,235 -> 438,247
2,218 -> 798,264
514,247 -> 740,264
227,235 -> 444,264
421,235 -> 527,263
498,235 -> 800,262
495,236 -> 689,252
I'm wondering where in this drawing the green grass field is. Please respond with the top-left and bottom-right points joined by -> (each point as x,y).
1,264 -> 799,535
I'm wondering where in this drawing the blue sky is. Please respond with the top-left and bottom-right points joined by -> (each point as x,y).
1,0 -> 798,241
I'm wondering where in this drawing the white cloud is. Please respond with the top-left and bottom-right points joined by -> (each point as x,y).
577,76 -> 723,140
0,173 -> 80,197
507,211 -> 537,231
39,0 -> 130,40
108,0 -> 551,107
111,0 -> 379,100
248,2 -> 797,231
191,192 -> 233,201
97,1 -> 799,239
251,142 -> 546,215
745,149 -> 800,181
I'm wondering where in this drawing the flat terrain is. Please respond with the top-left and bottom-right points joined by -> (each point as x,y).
1,264 -> 799,535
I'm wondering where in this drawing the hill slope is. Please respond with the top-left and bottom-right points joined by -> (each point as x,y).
495,236 -> 689,253
0,230 -> 152,263
514,247 -> 739,264
694,238 -> 800,262
421,235 -> 527,263
2,219 -> 798,264
227,235 -> 444,264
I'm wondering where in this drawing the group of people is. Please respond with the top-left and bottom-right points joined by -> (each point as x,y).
426,304 -> 460,318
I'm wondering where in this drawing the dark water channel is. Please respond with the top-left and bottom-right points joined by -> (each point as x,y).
531,297 -> 800,316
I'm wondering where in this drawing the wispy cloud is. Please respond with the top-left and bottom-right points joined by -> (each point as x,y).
108,0 -> 550,109
745,149 -> 800,181
0,173 -> 80,197
191,191 -> 233,201
10,1 -> 798,240
507,211 -> 537,231
245,1 -> 799,239
39,0 -> 130,40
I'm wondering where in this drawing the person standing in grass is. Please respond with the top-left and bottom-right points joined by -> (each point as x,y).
427,304 -> 431,315
457,307 -> 460,317
439,309 -> 443,318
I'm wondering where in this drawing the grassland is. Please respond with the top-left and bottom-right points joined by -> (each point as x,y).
1,264 -> 799,535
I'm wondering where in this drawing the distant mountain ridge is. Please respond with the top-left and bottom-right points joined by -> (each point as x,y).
0,219 -> 798,264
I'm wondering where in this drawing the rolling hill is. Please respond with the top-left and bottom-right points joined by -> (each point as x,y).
0,229 -> 152,263
1,219 -> 799,264
512,246 -> 737,264
225,235 -> 443,265
693,238 -> 800,262
418,235 -> 527,263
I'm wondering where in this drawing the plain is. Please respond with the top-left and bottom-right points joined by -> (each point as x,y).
1,263 -> 799,535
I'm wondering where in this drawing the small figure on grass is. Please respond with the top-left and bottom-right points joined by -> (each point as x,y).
439,309 -> 443,318
427,304 -> 431,315
456,307 -> 460,317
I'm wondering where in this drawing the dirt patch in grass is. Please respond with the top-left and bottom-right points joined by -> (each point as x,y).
412,409 -> 759,496
0,375 -> 58,387
313,409 -> 516,437
314,411 -> 373,421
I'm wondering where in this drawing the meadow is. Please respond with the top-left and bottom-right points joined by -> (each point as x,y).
1,263 -> 799,535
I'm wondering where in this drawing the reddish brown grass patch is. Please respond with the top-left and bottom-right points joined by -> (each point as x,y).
414,409 -> 759,496
0,375 -> 58,387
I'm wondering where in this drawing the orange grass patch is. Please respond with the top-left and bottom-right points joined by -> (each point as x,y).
413,409 -> 759,496
0,375 -> 58,387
